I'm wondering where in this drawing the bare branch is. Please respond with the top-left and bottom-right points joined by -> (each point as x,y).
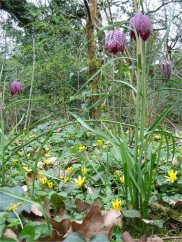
83,0 -> 92,22
147,0 -> 181,14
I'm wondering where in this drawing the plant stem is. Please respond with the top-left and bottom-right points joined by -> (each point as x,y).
24,36 -> 35,128
0,66 -> 5,185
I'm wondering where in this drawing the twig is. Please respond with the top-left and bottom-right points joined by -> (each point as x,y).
162,236 -> 182,240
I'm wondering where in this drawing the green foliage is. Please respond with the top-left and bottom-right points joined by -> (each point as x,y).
0,0 -> 182,240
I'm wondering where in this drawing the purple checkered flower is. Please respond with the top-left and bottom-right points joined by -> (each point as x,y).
160,60 -> 172,78
10,80 -> 22,96
129,14 -> 152,41
105,30 -> 126,55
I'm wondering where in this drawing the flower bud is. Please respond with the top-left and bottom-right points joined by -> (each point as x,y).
160,59 -> 172,78
10,80 -> 22,96
129,14 -> 152,41
105,30 -> 126,55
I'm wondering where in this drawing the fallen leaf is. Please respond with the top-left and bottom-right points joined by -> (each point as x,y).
171,158 -> 179,165
169,199 -> 182,208
146,235 -> 163,242
75,198 -> 90,212
122,231 -> 135,242
139,235 -> 147,242
3,228 -> 20,242
56,127 -> 63,132
72,201 -> 121,242
31,204 -> 43,217
142,219 -> 164,229
50,218 -> 71,241
26,171 -> 41,185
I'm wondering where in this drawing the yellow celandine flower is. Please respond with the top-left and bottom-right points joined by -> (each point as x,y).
179,146 -> 182,153
26,153 -> 30,159
6,204 -> 17,211
81,167 -> 87,175
6,201 -> 23,211
18,151 -> 22,156
63,176 -> 69,183
74,176 -> 85,187
12,160 -> 18,165
165,169 -> 177,183
97,139 -> 103,145
45,147 -> 49,152
86,131 -> 91,137
38,171 -> 43,176
40,176 -> 47,184
111,199 -> 122,211
67,166 -> 74,174
154,134 -> 161,140
44,158 -> 52,165
79,144 -> 86,151
99,103 -> 106,110
45,152 -> 50,157
119,176 -> 125,184
178,154 -> 182,161
23,166 -> 32,173
47,181 -> 53,189
114,170 -> 120,177
60,176 -> 69,184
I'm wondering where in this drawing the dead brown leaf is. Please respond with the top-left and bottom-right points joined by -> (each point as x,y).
50,218 -> 71,241
55,127 -> 63,132
171,158 -> 179,166
146,235 -> 163,242
26,171 -> 41,185
72,201 -> 121,242
122,231 -> 135,242
3,228 -> 20,242
31,204 -> 43,217
138,235 -> 147,242
169,199 -> 182,208
75,198 -> 91,212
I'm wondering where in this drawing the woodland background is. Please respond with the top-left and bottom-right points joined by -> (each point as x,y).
0,0 -> 181,130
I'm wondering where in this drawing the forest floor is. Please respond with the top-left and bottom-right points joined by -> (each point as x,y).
0,122 -> 182,242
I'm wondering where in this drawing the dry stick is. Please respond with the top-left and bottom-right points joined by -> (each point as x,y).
162,236 -> 182,240
24,36 -> 35,128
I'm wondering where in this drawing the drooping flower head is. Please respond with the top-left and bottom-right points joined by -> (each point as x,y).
129,14 -> 152,41
160,59 -> 172,78
10,80 -> 22,96
105,30 -> 126,55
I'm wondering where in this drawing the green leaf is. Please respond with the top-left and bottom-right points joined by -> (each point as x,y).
63,232 -> 86,242
5,98 -> 45,112
122,209 -> 140,218
0,187 -> 24,211
109,79 -> 137,93
19,225 -> 35,242
0,239 -> 17,242
90,234 -> 109,242
0,224 -> 5,237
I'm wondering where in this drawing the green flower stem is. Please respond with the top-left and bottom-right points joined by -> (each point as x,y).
0,66 -> 5,185
13,209 -> 24,229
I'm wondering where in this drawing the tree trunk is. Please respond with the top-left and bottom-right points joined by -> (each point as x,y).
84,0 -> 99,119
